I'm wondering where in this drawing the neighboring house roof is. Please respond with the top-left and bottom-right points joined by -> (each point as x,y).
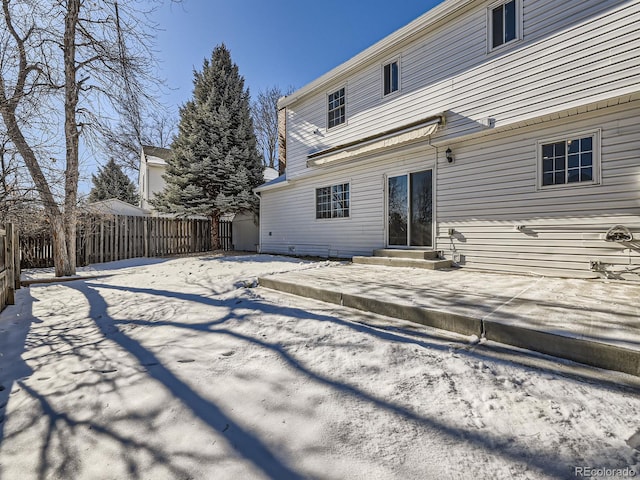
278,0 -> 471,109
86,198 -> 151,217
142,145 -> 171,166
255,174 -> 287,193
263,167 -> 279,182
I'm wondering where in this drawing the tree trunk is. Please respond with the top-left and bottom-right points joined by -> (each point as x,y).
62,0 -> 80,276
211,212 -> 221,250
0,0 -> 77,277
0,106 -> 74,276
50,215 -> 72,277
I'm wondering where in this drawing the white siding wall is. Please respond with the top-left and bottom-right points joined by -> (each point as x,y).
260,144 -> 437,258
285,0 -> 639,179
264,0 -> 640,280
140,164 -> 167,210
262,100 -> 640,279
138,150 -> 146,207
148,165 -> 166,202
437,100 -> 640,279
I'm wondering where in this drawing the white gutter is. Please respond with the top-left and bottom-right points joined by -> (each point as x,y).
254,179 -> 290,193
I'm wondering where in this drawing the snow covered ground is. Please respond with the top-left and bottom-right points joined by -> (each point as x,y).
0,254 -> 639,480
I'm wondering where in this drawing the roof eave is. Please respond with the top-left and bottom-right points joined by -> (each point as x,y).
277,0 -> 472,109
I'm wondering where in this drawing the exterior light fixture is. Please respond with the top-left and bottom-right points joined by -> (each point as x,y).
446,148 -> 454,163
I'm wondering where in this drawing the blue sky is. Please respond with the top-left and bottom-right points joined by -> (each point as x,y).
151,0 -> 445,110
83,0 -> 445,194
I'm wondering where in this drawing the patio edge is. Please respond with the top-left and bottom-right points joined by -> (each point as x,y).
258,276 -> 640,377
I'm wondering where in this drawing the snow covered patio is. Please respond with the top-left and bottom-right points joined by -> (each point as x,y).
1,254 -> 639,479
260,262 -> 640,377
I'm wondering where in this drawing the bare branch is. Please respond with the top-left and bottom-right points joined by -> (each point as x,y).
251,85 -> 295,169
0,0 -> 173,275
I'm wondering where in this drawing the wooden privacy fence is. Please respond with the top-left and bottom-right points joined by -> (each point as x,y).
20,215 -> 221,269
80,215 -> 213,265
219,218 -> 233,251
1,223 -> 20,313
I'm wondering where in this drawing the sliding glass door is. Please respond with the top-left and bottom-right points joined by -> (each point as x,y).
387,169 -> 433,247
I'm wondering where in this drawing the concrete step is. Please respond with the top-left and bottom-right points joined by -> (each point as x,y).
373,249 -> 439,260
352,256 -> 452,270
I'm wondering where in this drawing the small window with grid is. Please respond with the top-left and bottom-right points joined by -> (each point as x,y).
328,88 -> 345,129
316,183 -> 350,219
541,135 -> 596,187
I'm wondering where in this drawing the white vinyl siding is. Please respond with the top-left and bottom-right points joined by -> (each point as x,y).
263,100 -> 640,278
436,100 -> 640,279
284,0 -> 639,180
260,145 -> 437,258
269,0 -> 640,280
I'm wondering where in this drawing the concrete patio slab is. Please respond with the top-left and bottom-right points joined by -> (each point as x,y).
258,264 -> 640,376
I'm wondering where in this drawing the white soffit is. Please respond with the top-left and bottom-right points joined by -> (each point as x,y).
307,117 -> 441,167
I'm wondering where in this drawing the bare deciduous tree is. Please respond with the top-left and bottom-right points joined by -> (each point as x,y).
101,105 -> 177,173
0,0 -> 174,276
0,134 -> 40,230
251,85 -> 294,170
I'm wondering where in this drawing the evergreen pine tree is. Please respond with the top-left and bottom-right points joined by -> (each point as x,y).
152,44 -> 264,248
88,158 -> 139,205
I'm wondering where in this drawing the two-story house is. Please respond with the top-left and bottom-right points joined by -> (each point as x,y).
256,0 -> 640,280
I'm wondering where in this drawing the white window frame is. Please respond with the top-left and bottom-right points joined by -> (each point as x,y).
536,129 -> 601,191
315,182 -> 351,220
327,86 -> 347,130
487,0 -> 523,53
382,56 -> 401,98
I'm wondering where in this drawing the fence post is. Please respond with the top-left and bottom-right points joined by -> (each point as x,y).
144,218 -> 149,257
5,223 -> 15,305
12,224 -> 20,291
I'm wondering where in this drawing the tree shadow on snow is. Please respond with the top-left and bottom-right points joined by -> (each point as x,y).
68,282 -> 307,480
0,288 -> 36,477
76,280 -> 640,479
0,283 -> 220,480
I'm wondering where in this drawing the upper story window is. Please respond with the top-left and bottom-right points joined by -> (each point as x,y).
328,87 -> 346,129
316,183 -> 350,219
489,0 -> 520,51
383,60 -> 399,96
538,131 -> 600,188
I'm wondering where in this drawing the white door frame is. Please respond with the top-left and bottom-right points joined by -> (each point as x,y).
384,164 -> 436,249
